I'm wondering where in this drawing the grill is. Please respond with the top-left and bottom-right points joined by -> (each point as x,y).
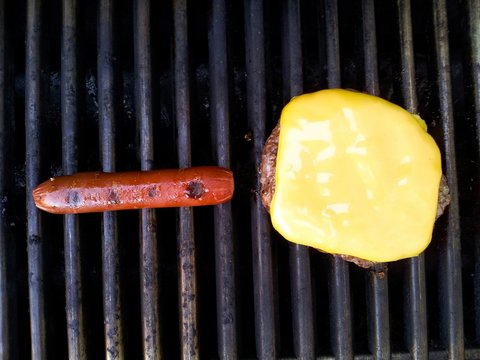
1,0 -> 479,358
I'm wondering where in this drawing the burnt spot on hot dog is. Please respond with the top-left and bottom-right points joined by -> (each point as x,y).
148,186 -> 157,198
185,180 -> 204,199
65,190 -> 80,206
108,189 -> 121,204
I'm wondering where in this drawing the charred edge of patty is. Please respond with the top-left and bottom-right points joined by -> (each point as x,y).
259,122 -> 451,269
259,123 -> 280,213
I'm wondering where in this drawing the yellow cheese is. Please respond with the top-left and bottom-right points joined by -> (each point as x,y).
270,89 -> 442,262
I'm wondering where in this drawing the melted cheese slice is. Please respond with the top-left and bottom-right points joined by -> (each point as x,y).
270,89 -> 442,262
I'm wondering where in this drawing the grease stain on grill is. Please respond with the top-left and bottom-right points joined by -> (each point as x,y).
106,347 -> 119,359
108,189 -> 120,204
106,326 -> 120,359
28,235 -> 41,245
67,319 -> 80,336
65,190 -> 80,206
185,180 -> 204,199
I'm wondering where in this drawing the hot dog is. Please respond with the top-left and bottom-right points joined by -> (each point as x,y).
33,166 -> 234,214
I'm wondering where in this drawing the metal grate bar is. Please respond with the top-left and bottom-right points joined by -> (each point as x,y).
404,255 -> 428,358
283,0 -> 315,357
365,274 -> 390,358
208,1 -> 237,358
324,0 -> 353,357
324,0 -> 341,88
468,0 -> 480,344
244,0 -> 277,357
25,0 -> 47,358
283,0 -> 303,97
361,1 -> 391,358
134,0 -> 161,358
173,0 -> 199,358
397,0 -> 428,357
329,258 -> 352,359
432,0 -> 464,358
361,0 -> 380,96
98,0 -> 124,358
61,0 -> 86,358
397,0 -> 418,112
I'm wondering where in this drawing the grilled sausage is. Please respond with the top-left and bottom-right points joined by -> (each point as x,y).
33,166 -> 234,214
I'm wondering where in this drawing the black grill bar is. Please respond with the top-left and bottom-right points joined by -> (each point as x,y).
397,0 -> 428,357
397,0 -> 418,112
432,0 -> 464,358
173,0 -> 199,358
61,0 -> 86,358
324,0 -> 353,357
366,274 -> 390,358
244,0 -> 277,357
98,0 -> 124,358
134,0 -> 161,358
324,0 -> 341,88
208,1 -> 237,357
361,1 -> 391,358
283,0 -> 303,97
469,0 -> 480,344
404,253 -> 428,359
25,0 -> 47,358
283,0 -> 315,357
361,0 -> 380,96
329,258 -> 352,358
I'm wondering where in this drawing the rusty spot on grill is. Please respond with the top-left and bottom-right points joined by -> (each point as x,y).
185,180 -> 204,199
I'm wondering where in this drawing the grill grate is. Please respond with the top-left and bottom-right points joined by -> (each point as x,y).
25,0 -> 46,358
0,0 -> 478,358
245,0 -> 276,358
98,1 -> 124,358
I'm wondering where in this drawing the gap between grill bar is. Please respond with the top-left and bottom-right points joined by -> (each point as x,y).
0,0 -> 10,357
397,0 -> 429,357
61,0 -> 86,358
469,0 -> 480,158
324,0 -> 353,357
283,0 -> 315,357
98,0 -> 125,358
432,0 -> 464,358
361,0 -> 391,358
173,0 -> 199,358
25,0 -> 47,358
244,0 -> 277,357
468,0 -> 480,345
208,1 -> 237,358
134,0 -> 161,358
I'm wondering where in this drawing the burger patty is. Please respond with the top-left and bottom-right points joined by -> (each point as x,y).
259,123 -> 451,268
